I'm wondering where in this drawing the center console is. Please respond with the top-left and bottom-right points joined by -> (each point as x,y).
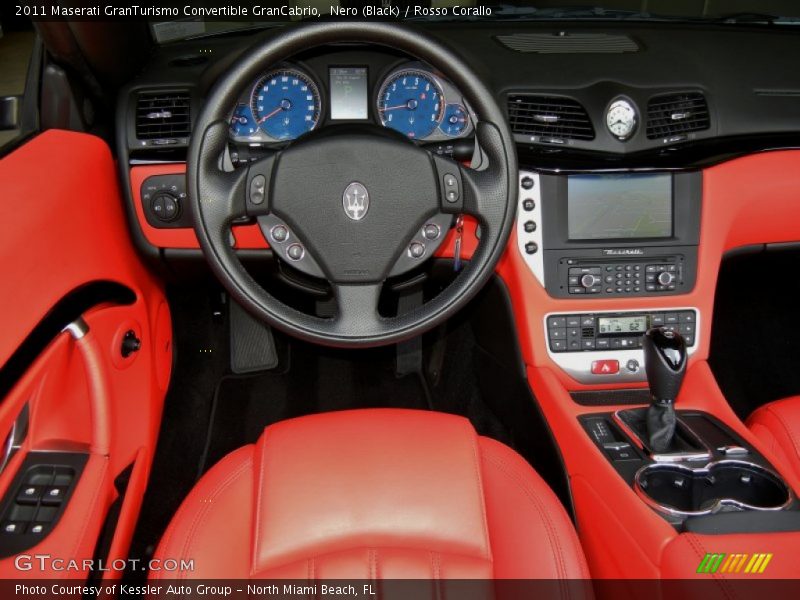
579,327 -> 798,533
582,410 -> 797,531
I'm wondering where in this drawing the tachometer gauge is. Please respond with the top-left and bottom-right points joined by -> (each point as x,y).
440,104 -> 469,137
606,98 -> 638,141
377,69 -> 444,139
251,68 -> 321,141
229,103 -> 258,137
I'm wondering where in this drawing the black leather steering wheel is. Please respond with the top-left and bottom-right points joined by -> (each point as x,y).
188,21 -> 517,348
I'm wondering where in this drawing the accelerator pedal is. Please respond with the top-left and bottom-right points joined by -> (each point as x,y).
229,299 -> 279,374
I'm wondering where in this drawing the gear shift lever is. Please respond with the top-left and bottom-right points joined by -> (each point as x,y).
643,327 -> 688,452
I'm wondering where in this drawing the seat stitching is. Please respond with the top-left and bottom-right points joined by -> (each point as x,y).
253,431 -> 270,577
69,458 -> 109,567
683,533 -> 738,600
483,451 -> 574,588
178,457 -> 254,580
469,433 -> 492,558
156,452 -> 251,580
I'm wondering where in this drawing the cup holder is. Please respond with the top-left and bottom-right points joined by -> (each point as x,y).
635,460 -> 793,517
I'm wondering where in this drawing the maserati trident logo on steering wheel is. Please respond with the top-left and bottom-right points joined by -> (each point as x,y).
342,182 -> 370,221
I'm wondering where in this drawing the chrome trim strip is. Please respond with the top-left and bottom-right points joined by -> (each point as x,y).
62,317 -> 89,340
0,404 -> 29,475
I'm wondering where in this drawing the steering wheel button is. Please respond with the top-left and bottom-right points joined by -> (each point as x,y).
286,244 -> 305,261
409,242 -> 426,259
250,175 -> 266,205
271,225 -> 289,243
423,224 -> 441,240
446,190 -> 459,203
444,174 -> 457,188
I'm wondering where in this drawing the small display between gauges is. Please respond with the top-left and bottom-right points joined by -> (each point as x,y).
440,104 -> 469,137
377,69 -> 444,139
229,104 -> 258,137
250,68 -> 322,141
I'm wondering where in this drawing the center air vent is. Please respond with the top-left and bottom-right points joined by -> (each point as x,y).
508,95 -> 595,142
646,92 -> 710,140
135,91 -> 191,141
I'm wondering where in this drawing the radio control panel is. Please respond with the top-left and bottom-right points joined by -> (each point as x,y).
545,309 -> 699,384
564,260 -> 685,296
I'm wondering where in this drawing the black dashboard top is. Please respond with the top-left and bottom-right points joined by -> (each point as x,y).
120,20 -> 800,169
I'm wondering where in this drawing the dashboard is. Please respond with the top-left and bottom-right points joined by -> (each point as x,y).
227,60 -> 474,146
117,20 -> 800,388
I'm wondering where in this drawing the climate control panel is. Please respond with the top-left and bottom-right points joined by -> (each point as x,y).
544,308 -> 699,384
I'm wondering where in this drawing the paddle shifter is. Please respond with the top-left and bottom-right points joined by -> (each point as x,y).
643,328 -> 688,452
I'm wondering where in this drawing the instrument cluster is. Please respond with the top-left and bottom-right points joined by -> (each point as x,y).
228,61 -> 474,145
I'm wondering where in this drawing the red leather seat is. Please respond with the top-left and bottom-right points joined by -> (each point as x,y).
747,396 -> 800,480
152,409 -> 589,580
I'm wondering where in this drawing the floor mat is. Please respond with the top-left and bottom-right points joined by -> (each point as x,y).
199,342 -> 429,473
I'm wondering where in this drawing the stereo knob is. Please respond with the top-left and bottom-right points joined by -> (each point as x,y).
581,274 -> 599,288
657,271 -> 675,286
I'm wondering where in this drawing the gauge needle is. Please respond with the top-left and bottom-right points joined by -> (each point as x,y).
380,99 -> 419,112
258,107 -> 283,123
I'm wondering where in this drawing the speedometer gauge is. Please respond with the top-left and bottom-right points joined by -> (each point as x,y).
377,69 -> 443,139
251,68 -> 321,141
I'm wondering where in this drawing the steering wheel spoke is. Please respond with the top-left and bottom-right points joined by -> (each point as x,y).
192,121 -> 251,235
454,122 -> 513,239
332,282 -> 384,336
244,152 -> 278,217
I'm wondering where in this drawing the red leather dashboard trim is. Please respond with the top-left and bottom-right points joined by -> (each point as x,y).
129,163 -> 269,249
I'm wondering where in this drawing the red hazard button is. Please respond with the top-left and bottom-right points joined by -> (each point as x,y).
591,359 -> 619,375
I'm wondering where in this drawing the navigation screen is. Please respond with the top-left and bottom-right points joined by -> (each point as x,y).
330,67 -> 368,120
567,173 -> 673,240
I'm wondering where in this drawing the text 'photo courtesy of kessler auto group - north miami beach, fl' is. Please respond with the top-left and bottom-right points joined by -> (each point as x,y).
5,0 -> 800,599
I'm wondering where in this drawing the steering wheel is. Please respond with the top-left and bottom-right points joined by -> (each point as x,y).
188,21 -> 517,348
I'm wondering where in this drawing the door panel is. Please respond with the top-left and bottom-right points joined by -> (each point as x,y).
0,130 -> 171,575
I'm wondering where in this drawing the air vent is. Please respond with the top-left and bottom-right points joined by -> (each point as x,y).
497,33 -> 639,54
508,95 -> 595,142
135,91 -> 191,141
646,92 -> 710,140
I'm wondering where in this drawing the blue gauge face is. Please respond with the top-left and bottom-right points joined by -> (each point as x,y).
229,104 -> 258,137
377,70 -> 443,139
251,69 -> 321,141
440,104 -> 469,137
